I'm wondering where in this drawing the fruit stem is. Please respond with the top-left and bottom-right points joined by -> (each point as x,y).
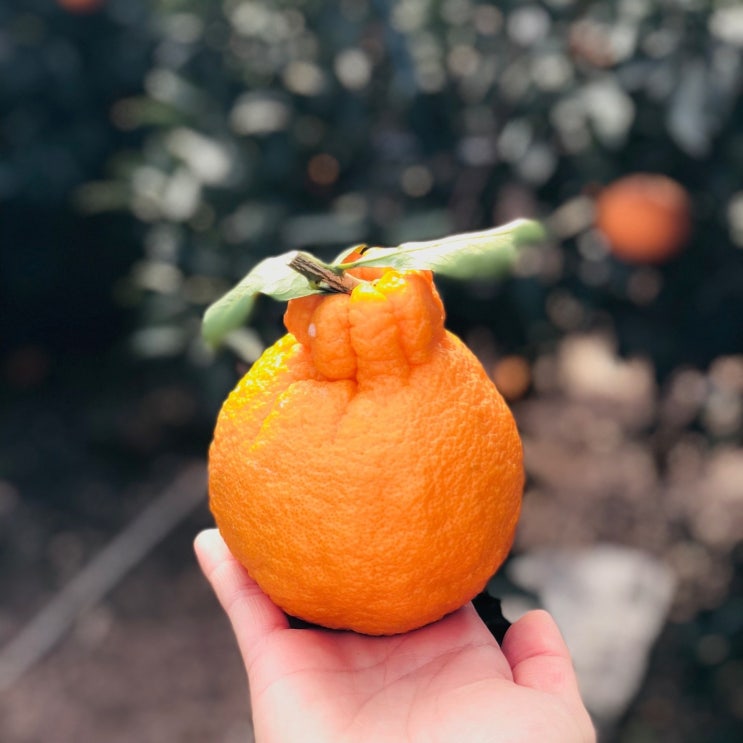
289,253 -> 363,294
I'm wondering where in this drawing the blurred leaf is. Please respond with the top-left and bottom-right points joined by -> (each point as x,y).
667,59 -> 711,157
332,219 -> 546,279
73,181 -> 132,213
112,97 -> 187,130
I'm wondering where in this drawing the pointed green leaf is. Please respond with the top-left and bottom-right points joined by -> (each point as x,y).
201,251 -> 321,347
331,219 -> 545,279
202,220 -> 546,349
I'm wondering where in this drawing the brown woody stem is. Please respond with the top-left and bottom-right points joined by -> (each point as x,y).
289,253 -> 363,294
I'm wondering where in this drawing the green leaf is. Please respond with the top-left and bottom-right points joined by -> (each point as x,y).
201,251 -> 320,347
202,220 -> 546,348
331,219 -> 545,279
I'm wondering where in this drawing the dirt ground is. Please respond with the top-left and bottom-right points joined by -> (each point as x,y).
1,340 -> 741,742
1,511 -> 255,743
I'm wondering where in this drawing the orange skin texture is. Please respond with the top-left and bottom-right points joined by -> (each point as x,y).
596,173 -> 691,264
208,267 -> 524,635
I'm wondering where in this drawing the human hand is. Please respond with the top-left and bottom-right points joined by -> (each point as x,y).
195,529 -> 595,743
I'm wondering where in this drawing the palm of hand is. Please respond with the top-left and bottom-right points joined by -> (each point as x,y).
195,530 -> 594,743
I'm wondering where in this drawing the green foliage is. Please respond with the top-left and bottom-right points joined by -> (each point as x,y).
74,0 -> 743,371
0,0 -> 154,354
202,219 -> 544,347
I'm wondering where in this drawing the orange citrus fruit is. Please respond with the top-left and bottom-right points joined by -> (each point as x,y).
596,173 -> 691,264
208,264 -> 524,635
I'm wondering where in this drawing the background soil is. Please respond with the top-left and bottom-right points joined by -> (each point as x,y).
1,351 -> 741,743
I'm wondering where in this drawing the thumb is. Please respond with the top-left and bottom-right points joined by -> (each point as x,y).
501,610 -> 587,710
194,529 -> 289,662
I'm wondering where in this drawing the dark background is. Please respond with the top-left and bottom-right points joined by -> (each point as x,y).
1,1 -> 742,741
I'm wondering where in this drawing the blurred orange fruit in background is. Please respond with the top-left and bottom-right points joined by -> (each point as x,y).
492,355 -> 532,402
596,173 -> 691,264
